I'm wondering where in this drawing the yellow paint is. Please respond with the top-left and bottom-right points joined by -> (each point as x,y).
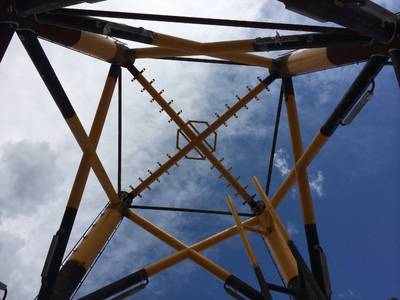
68,205 -> 122,269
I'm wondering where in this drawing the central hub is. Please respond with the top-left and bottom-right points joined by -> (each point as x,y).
176,120 -> 217,160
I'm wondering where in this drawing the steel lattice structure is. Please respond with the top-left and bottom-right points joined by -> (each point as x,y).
0,0 -> 399,299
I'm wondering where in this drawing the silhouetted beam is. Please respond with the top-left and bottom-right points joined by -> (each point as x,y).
13,0 -> 105,16
55,7 -> 351,33
273,40 -> 400,75
389,49 -> 400,87
253,33 -> 371,51
129,204 -> 254,217
155,56 -> 249,66
278,0 -> 398,43
0,24 -> 14,63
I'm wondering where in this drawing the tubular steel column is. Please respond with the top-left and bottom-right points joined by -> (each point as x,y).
226,196 -> 273,300
272,40 -> 400,76
13,0 -> 105,17
271,55 -> 388,208
117,67 -> 122,194
389,49 -> 400,87
52,204 -> 124,299
17,29 -> 121,206
251,177 -> 299,289
0,23 -> 14,63
253,176 -> 329,300
30,22 -> 130,64
283,77 -> 331,298
37,65 -> 120,300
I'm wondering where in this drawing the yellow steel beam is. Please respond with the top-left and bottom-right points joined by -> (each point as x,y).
145,249 -> 191,277
270,133 -> 328,208
137,32 -> 274,68
283,77 -> 316,224
252,177 -> 290,242
272,40 -> 400,75
37,65 -> 120,300
251,176 -> 298,285
191,217 -> 258,252
67,206 -> 123,269
68,65 -> 119,210
125,209 -> 238,281
187,249 -> 231,281
154,34 -> 254,54
31,22 -> 129,64
226,196 -> 259,268
134,46 -> 273,68
52,204 -> 123,298
284,77 -> 331,300
33,21 -> 273,68
66,115 -> 121,205
125,208 -> 186,250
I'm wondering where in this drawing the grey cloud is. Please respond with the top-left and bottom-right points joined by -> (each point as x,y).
0,140 -> 60,217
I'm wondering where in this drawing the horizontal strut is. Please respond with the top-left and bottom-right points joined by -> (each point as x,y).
54,8 -> 352,33
128,204 -> 254,217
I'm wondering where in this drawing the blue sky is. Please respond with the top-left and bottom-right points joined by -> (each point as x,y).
0,0 -> 399,299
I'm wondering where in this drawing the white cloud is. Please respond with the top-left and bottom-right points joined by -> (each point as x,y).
310,170 -> 324,198
338,289 -> 361,299
273,148 -> 291,177
286,221 -> 299,236
273,149 -> 324,198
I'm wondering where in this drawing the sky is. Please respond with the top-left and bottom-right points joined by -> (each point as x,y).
0,0 -> 399,299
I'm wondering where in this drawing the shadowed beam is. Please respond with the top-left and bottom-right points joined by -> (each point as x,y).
13,0 -> 105,16
277,0 -> 398,43
0,24 -> 14,63
55,8 -> 352,33
133,33 -> 372,60
389,49 -> 400,87
272,40 -> 400,76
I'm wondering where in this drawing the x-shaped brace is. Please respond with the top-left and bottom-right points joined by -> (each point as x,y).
127,64 -> 275,207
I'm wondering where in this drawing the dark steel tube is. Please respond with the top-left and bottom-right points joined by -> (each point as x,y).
265,79 -> 284,195
129,205 -> 254,217
389,49 -> 400,87
320,54 -> 389,137
0,24 -> 14,63
14,0 -> 105,17
54,8 -> 351,33
117,68 -> 122,194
